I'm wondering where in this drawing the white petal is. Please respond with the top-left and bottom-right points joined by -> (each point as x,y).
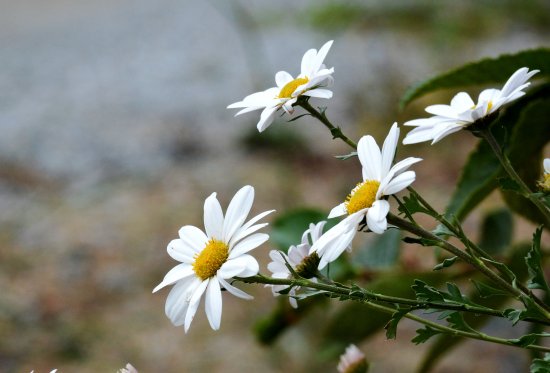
257,106 -> 278,132
302,88 -> 333,99
425,104 -> 456,117
218,276 -> 253,300
310,40 -> 333,76
229,233 -> 269,259
165,277 -> 199,326
218,254 -> 259,278
382,170 -> 416,196
500,67 -> 538,98
301,48 -> 318,77
358,135 -> 382,181
204,192 -> 224,239
307,221 -> 327,243
205,279 -> 222,330
366,200 -> 389,234
381,123 -> 399,178
544,159 -> 550,174
153,263 -> 194,293
178,226 -> 208,253
328,203 -> 347,218
450,92 -> 475,110
223,185 -> 254,242
275,71 -> 294,88
230,209 -> 275,245
431,123 -> 465,144
167,239 -> 196,263
184,279 -> 209,332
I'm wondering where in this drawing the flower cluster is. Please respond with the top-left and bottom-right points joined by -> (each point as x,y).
155,39 -> 541,330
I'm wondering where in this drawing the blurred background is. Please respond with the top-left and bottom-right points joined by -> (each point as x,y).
1,0 -> 549,372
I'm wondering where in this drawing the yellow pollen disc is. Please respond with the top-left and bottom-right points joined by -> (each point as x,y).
540,173 -> 550,193
487,100 -> 493,113
345,180 -> 381,214
193,239 -> 229,281
278,77 -> 309,98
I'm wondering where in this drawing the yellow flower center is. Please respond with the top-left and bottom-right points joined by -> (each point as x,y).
539,173 -> 550,193
278,77 -> 309,98
486,100 -> 493,113
345,180 -> 381,214
193,239 -> 229,281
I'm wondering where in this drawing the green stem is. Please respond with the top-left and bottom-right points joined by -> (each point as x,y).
297,99 -> 358,149
387,213 -> 550,319
236,274 -> 550,352
479,128 -> 550,226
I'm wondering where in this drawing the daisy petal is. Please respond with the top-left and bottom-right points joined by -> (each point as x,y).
204,192 -> 224,239
302,88 -> 333,99
178,226 -> 208,253
184,279 -> 209,332
329,203 -> 347,218
167,239 -> 196,263
310,40 -> 333,76
218,254 -> 259,278
257,106 -> 278,132
165,277 -> 199,326
229,233 -> 269,259
223,185 -> 254,242
205,279 -> 222,330
218,276 -> 253,300
366,200 -> 389,234
381,123 -> 399,178
382,170 -> 416,195
275,71 -> 294,88
153,263 -> 194,293
358,135 -> 382,181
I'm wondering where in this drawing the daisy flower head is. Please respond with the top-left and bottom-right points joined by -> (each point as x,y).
337,344 -> 368,373
118,364 -> 138,373
311,123 -> 421,269
403,67 -> 539,145
153,185 -> 274,332
267,221 -> 326,308
539,158 -> 550,192
227,40 -> 334,132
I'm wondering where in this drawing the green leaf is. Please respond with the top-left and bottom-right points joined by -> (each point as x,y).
478,208 -> 514,255
398,193 -> 433,217
400,48 -> 550,108
526,226 -> 549,292
433,256 -> 458,271
385,307 -> 410,340
270,208 -> 329,251
509,332 -> 550,347
531,353 -> 550,373
412,326 -> 440,345
412,280 -> 445,302
472,280 -> 509,298
354,229 -> 401,269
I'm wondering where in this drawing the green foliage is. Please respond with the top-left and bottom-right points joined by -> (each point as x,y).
531,353 -> 550,373
400,48 -> 550,108
385,307 -> 411,340
433,256 -> 458,271
478,208 -> 513,255
412,326 -> 440,345
354,229 -> 402,269
526,227 -> 549,292
270,208 -> 329,251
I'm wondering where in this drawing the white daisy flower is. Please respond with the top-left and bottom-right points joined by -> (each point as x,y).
539,158 -> 550,192
267,221 -> 326,308
118,364 -> 138,373
403,67 -> 539,145
337,344 -> 368,373
153,185 -> 274,332
310,123 -> 421,269
227,40 -> 335,132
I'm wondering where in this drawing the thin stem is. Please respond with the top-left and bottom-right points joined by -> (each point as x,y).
387,213 -> 550,319
297,99 -> 358,149
236,275 -> 550,352
479,128 -> 550,226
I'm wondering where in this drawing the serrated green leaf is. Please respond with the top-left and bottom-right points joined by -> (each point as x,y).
433,256 -> 458,271
526,226 -> 549,292
478,208 -> 514,255
531,353 -> 550,373
385,307 -> 410,340
354,229 -> 401,269
412,326 -> 440,345
445,312 -> 475,332
472,280 -> 509,298
398,193 -> 433,217
400,48 -> 550,108
412,280 -> 445,302
509,332 -> 550,347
